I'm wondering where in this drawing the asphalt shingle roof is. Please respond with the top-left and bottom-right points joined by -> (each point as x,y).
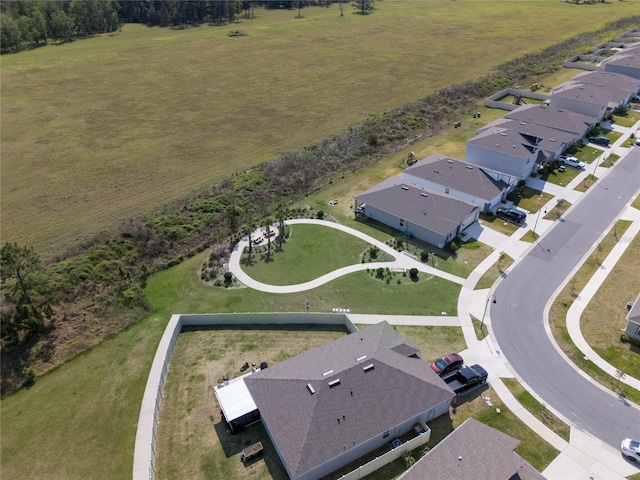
404,153 -> 510,202
355,179 -> 478,236
245,322 -> 454,479
505,104 -> 596,135
466,127 -> 540,160
551,83 -> 612,106
399,418 -> 544,480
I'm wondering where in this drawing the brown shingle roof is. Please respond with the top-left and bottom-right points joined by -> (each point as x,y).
245,322 -> 454,479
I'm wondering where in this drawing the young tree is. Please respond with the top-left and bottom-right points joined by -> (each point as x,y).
352,0 -> 373,15
264,218 -> 273,260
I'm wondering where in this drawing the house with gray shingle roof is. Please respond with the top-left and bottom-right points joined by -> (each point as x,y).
398,418 -> 544,480
549,83 -> 610,120
555,70 -> 640,111
624,293 -> 640,341
402,153 -> 517,213
477,118 -> 576,161
464,127 -> 546,179
355,178 -> 479,248
602,43 -> 640,80
505,104 -> 597,137
243,321 -> 455,480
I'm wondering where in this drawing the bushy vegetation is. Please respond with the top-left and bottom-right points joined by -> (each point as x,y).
2,17 -> 639,394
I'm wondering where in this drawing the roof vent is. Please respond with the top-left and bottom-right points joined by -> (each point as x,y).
446,159 -> 454,164
520,122 -> 526,126
363,364 -> 375,372
500,132 -> 507,136
328,379 -> 341,388
466,165 -> 473,169
549,138 -> 555,142
513,144 -> 516,148
420,193 -> 428,197
307,383 -> 315,395
401,186 -> 409,191
356,355 -> 367,362
322,369 -> 334,376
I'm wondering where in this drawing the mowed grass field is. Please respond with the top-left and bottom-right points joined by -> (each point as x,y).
2,1 -> 637,258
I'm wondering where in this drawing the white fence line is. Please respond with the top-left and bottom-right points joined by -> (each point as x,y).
132,312 -> 356,480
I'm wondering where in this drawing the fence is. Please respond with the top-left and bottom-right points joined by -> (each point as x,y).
132,312 -> 356,480
337,427 -> 431,480
484,88 -> 550,111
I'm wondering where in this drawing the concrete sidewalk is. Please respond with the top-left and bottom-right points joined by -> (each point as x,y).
225,119 -> 640,479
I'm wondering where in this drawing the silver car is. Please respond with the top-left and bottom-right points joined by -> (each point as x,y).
621,438 -> 640,462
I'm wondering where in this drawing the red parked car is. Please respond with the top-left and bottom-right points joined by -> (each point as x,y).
430,353 -> 464,377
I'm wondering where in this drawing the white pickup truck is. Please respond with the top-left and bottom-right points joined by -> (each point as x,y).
559,155 -> 586,170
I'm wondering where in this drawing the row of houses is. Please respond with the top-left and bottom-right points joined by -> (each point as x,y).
355,42 -> 640,249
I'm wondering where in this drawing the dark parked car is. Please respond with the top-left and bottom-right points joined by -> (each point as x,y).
589,136 -> 610,146
496,207 -> 526,224
430,353 -> 464,376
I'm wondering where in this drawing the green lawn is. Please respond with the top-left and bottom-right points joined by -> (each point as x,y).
539,164 -> 581,187
475,252 -> 514,290
574,145 -> 603,164
612,110 -> 640,128
241,224 -> 385,284
508,186 -> 553,213
2,2 -> 636,258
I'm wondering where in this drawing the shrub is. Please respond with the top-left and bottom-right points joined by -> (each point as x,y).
22,367 -> 36,387
621,333 -> 640,348
409,268 -> 418,279
316,210 -> 325,219
223,271 -> 233,284
376,267 -> 384,279
369,246 -> 379,259
420,251 -> 429,262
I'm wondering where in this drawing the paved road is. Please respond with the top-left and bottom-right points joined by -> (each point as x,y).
491,146 -> 640,449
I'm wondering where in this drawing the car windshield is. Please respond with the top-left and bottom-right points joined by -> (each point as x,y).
434,359 -> 447,370
631,440 -> 640,449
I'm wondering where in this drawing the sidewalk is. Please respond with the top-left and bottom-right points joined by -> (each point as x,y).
225,119 -> 640,479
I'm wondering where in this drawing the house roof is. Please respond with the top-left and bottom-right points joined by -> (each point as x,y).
466,127 -> 541,160
355,179 -> 478,236
245,322 -> 454,479
505,104 -> 596,135
627,292 -> 640,325
398,418 -> 544,480
550,83 -> 611,107
563,70 -> 640,104
477,118 -> 575,157
403,153 -> 510,202
602,43 -> 640,69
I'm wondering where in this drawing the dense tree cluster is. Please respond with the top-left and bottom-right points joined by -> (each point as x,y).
0,0 -> 338,53
1,15 -> 638,394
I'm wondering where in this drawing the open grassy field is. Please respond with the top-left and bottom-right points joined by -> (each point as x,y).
2,2 -> 637,258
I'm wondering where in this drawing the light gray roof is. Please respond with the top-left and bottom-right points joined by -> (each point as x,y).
399,418 -> 544,480
355,179 -> 478,236
565,70 -> 640,103
245,322 -> 454,479
551,83 -> 611,107
466,127 -> 540,160
505,104 -> 596,135
404,153 -> 510,202
477,118 -> 575,156
627,292 -> 640,325
602,44 -> 640,69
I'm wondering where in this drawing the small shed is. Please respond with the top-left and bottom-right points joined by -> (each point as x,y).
214,376 -> 260,432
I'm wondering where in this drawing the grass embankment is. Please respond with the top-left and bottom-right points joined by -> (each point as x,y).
549,220 -> 640,405
2,2 -> 637,258
475,252 -> 514,290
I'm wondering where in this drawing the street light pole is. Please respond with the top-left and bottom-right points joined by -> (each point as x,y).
533,207 -> 547,240
480,294 -> 497,333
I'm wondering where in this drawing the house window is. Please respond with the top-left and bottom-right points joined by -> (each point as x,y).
399,219 -> 404,227
383,431 -> 390,439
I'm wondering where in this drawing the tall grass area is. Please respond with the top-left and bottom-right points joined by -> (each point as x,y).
2,2 -> 637,258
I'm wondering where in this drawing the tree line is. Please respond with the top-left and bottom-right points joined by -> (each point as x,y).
1,17 -> 638,394
0,0 -> 347,54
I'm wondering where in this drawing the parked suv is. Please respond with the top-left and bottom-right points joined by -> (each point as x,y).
589,136 -> 610,146
496,207 -> 526,224
559,155 -> 586,170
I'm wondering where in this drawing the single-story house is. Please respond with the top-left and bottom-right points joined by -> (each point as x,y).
477,118 -> 577,161
355,178 -> 479,248
602,43 -> 640,80
398,418 -> 544,480
549,83 -> 610,121
505,104 -> 597,138
553,70 -> 640,111
239,321 -> 456,480
624,293 -> 640,341
464,127 -> 546,179
402,153 -> 518,213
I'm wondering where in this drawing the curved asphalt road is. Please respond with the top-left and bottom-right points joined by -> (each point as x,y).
491,147 -> 640,449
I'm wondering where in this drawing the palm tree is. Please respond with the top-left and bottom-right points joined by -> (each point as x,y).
264,218 -> 273,261
275,201 -> 287,250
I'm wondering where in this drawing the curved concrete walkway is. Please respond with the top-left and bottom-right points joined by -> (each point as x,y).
224,121 -> 640,479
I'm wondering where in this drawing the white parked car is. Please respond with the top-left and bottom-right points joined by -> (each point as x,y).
559,155 -> 586,170
621,438 -> 640,462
